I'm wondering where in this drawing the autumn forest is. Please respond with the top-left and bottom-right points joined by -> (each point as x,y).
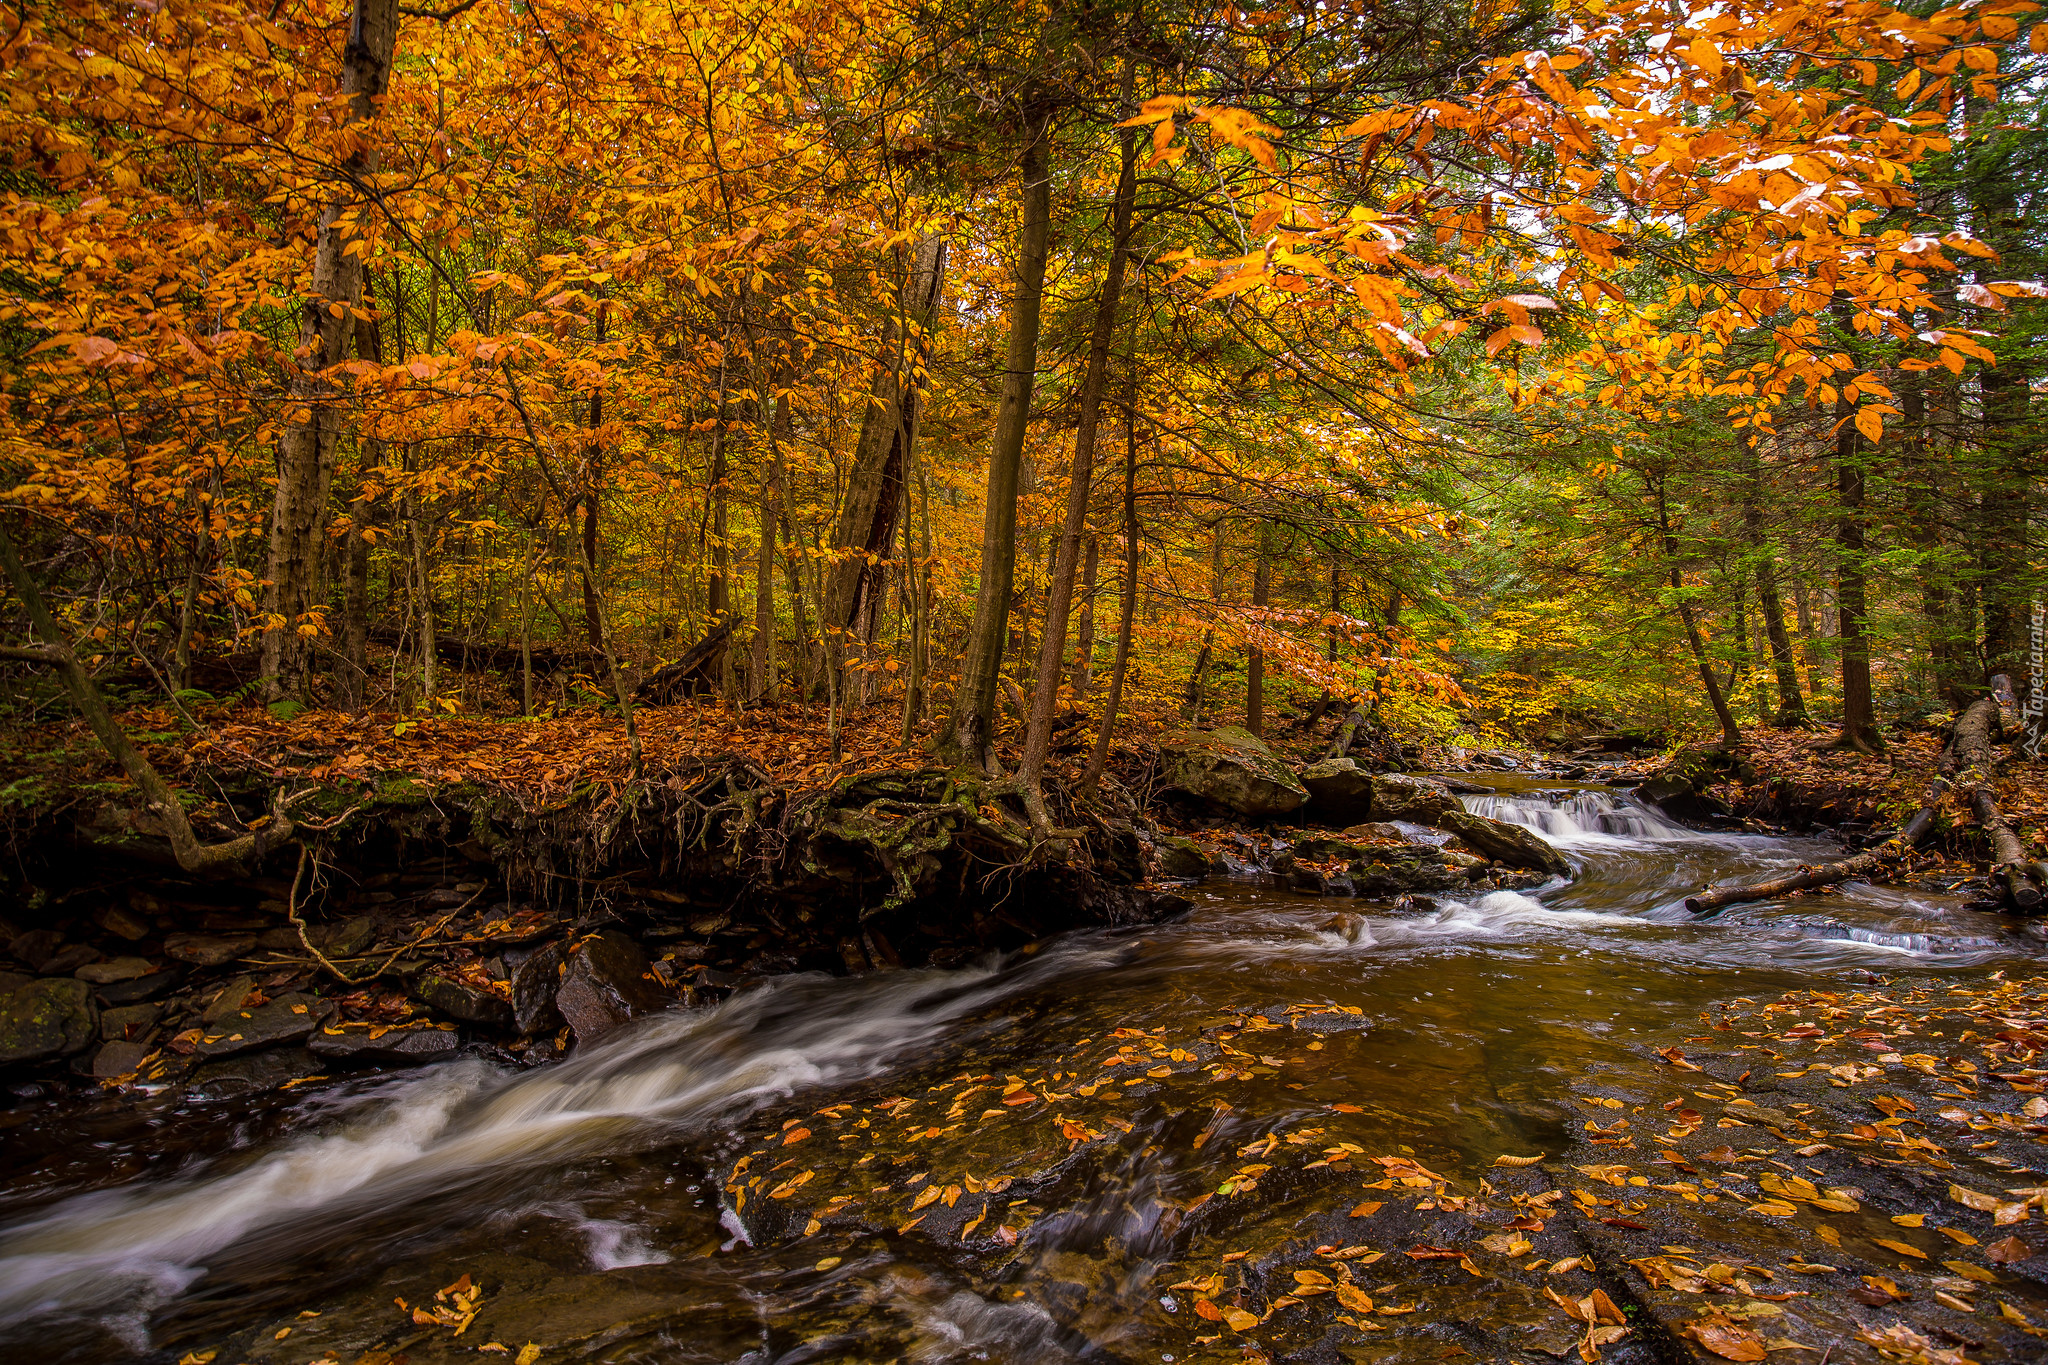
3,2 -> 2048,1361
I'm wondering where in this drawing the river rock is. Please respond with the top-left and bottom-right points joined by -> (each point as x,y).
1367,773 -> 1458,824
512,940 -> 567,1035
94,965 -> 181,1005
100,1001 -> 161,1041
76,956 -> 154,984
308,1021 -> 462,1067
187,1046 -> 321,1098
89,1039 -> 152,1078
414,972 -> 515,1028
195,992 -> 335,1059
39,943 -> 100,976
1297,756 -> 1373,820
7,929 -> 62,971
556,931 -> 670,1045
1159,727 -> 1308,819
1346,848 -> 1472,897
163,932 -> 258,966
0,973 -> 98,1064
94,904 -> 152,941
1634,772 -> 1729,821
1437,809 -> 1570,875
1151,836 -> 1211,880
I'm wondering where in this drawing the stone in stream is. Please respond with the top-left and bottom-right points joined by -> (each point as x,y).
75,956 -> 154,984
1367,772 -> 1459,824
413,972 -> 515,1029
308,1021 -> 461,1067
1437,808 -> 1570,875
194,992 -> 335,1059
0,972 -> 98,1064
510,940 -> 567,1036
1297,755 -> 1374,821
187,1045 -> 321,1098
99,1001 -> 162,1041
1158,727 -> 1309,819
89,1038 -> 152,1078
163,932 -> 258,966
1150,835 -> 1211,880
555,931 -> 670,1045
1345,848 -> 1472,897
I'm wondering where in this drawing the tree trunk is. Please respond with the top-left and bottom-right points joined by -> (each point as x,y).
581,312 -> 606,650
1740,436 -> 1807,726
1080,358 -> 1141,801
824,234 -> 948,644
1834,387 -> 1883,752
938,118 -> 1052,772
1246,525 -> 1272,738
1019,105 -> 1137,808
1071,535 -> 1098,703
261,0 -> 398,702
751,392 -> 785,704
1658,479 -> 1743,749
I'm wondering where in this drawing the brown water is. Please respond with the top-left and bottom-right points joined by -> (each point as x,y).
0,778 -> 2040,1362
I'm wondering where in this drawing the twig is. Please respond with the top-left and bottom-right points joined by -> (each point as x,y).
286,844 -> 360,984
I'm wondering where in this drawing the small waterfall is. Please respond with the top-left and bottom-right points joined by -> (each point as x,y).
1461,789 -> 1691,843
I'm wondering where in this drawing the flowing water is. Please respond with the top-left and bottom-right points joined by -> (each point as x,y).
1,778 -> 2041,1363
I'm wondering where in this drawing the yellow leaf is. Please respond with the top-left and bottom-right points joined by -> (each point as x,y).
1872,1238 -> 1927,1260
516,1346 -> 542,1365
1689,38 -> 1724,78
1222,1307 -> 1259,1331
1854,406 -> 1885,443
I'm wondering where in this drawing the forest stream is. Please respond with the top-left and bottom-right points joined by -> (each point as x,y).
2,780 -> 2045,1365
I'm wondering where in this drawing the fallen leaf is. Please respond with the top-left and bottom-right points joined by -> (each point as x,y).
1892,1213 -> 1926,1228
1221,1306 -> 1258,1331
1986,1235 -> 2031,1263
1683,1312 -> 1768,1361
1348,1200 -> 1383,1217
1872,1237 -> 1928,1260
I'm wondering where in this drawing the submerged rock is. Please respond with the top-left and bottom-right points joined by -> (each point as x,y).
1438,809 -> 1570,875
556,931 -> 671,1045
187,1046 -> 321,1098
1159,728 -> 1308,819
0,973 -> 98,1065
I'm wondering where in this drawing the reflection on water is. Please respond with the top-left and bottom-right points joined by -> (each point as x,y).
0,775 -> 2038,1360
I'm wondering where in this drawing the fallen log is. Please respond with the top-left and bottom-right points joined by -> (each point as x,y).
636,618 -> 733,703
1687,692 -> 2037,915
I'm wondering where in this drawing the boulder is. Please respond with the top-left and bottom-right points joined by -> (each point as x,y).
1366,773 -> 1458,824
414,973 -> 515,1029
100,1002 -> 162,1041
163,933 -> 257,966
0,973 -> 98,1065
1297,757 -> 1373,821
1337,821 -> 1408,842
555,931 -> 671,1046
1158,728 -> 1308,819
1151,836 -> 1211,880
1345,849 -> 1473,897
511,941 -> 567,1036
1437,810 -> 1570,875
1635,773 -> 1730,822
196,992 -> 336,1059
308,1022 -> 462,1068
89,1039 -> 152,1078
76,957 -> 154,985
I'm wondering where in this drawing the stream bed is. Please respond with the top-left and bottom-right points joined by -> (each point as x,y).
3,779 -> 2046,1363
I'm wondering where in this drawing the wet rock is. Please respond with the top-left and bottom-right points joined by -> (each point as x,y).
89,1039 -> 152,1078
94,965 -> 181,1005
1134,888 -> 1194,919
38,943 -> 100,976
308,1021 -> 461,1067
202,975 -> 258,1023
1297,756 -> 1373,820
1159,727 -> 1308,819
76,956 -> 154,984
511,940 -> 567,1035
1390,893 -> 1439,914
93,904 -> 152,941
1635,772 -> 1731,821
1438,809 -> 1570,875
1151,835 -> 1210,880
1346,849 -> 1471,897
163,932 -> 258,966
7,928 -> 62,971
0,973 -> 98,1064
413,973 -> 515,1029
556,931 -> 671,1045
1367,773 -> 1458,824
195,992 -> 335,1059
99,1001 -> 162,1041
1337,820 -> 1408,841
187,1046 -> 321,1098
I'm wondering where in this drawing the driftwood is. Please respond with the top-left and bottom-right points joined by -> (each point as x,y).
636,619 -> 734,703
1688,690 -> 2041,914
